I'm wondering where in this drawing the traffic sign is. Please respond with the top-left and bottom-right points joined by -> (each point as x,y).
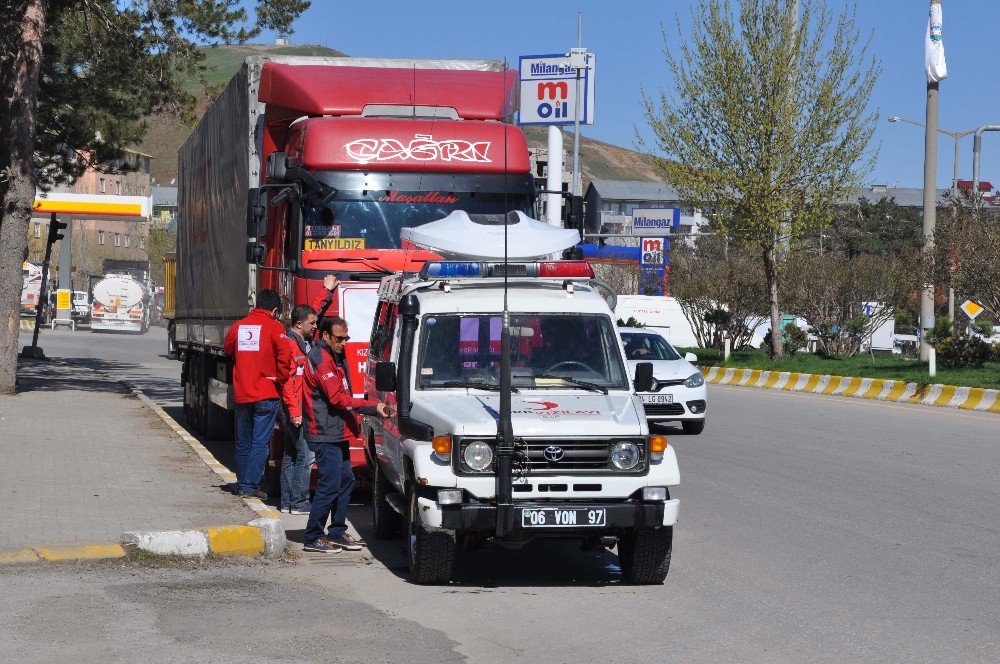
960,300 -> 984,320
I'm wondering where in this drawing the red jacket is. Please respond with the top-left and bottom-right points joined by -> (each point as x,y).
280,329 -> 310,419
303,341 -> 379,443
224,308 -> 293,404
311,287 -> 337,320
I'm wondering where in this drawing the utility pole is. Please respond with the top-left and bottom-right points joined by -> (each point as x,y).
570,12 -> 583,197
919,0 -> 942,362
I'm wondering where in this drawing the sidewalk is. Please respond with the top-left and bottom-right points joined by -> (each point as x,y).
0,359 -> 263,557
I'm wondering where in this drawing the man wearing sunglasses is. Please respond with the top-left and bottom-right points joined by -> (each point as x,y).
301,316 -> 390,553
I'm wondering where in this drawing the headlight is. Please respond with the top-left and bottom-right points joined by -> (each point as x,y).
463,441 -> 494,471
610,442 -> 640,471
684,371 -> 705,388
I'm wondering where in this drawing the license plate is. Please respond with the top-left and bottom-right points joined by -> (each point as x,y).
521,508 -> 607,528
641,394 -> 673,404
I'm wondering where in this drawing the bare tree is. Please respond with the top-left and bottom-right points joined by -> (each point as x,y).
669,236 -> 767,350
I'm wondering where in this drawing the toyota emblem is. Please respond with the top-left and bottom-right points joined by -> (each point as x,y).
542,446 -> 565,462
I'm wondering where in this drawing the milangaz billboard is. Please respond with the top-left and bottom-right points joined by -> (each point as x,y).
518,53 -> 595,126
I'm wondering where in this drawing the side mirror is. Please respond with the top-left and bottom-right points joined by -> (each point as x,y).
375,361 -> 397,392
563,194 -> 584,233
684,352 -> 698,363
245,241 -> 266,265
246,188 -> 264,238
633,362 -> 654,393
266,151 -> 288,183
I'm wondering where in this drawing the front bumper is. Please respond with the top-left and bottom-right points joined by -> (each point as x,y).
439,499 -> 679,536
639,384 -> 708,420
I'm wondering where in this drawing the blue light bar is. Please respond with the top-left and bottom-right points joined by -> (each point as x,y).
420,261 -> 482,279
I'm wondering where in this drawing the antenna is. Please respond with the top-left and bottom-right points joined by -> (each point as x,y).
496,60 -> 514,538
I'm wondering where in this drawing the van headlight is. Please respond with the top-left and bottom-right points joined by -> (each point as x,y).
610,442 -> 640,471
684,371 -> 705,388
463,441 -> 494,471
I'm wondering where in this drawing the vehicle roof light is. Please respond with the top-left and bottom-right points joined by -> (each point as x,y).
419,260 -> 594,280
420,261 -> 481,279
537,261 -> 595,278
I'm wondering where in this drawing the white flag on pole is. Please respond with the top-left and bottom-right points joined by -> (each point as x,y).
925,3 -> 947,82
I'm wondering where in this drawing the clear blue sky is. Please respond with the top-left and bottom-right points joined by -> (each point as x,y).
257,0 -> 999,189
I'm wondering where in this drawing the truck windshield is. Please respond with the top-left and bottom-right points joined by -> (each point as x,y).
304,189 -> 533,251
417,314 -> 629,391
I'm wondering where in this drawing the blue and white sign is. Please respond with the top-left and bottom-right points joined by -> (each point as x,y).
640,237 -> 669,266
631,208 -> 680,236
518,53 -> 596,126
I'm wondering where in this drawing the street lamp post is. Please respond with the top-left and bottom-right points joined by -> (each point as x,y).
887,115 -> 978,321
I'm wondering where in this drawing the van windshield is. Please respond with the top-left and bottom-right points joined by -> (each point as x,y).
417,313 -> 628,390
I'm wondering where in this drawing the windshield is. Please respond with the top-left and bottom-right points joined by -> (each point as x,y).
621,332 -> 681,361
417,314 -> 629,391
304,189 -> 533,251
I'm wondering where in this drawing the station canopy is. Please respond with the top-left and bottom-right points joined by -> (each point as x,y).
401,210 -> 579,260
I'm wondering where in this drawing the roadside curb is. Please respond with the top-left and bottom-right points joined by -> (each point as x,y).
122,381 -> 286,556
700,366 -> 1000,413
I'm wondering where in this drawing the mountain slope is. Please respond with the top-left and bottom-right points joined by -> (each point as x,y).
141,44 -> 660,188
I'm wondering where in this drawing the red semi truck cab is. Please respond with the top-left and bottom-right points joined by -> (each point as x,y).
175,56 -> 536,484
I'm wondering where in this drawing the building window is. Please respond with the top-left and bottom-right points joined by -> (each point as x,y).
114,233 -> 120,247
33,222 -> 40,238
124,234 -> 131,248
138,237 -> 145,250
99,178 -> 106,193
99,231 -> 105,245
115,181 -> 121,195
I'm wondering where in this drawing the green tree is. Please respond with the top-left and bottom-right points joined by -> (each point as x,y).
640,0 -> 879,357
0,0 -> 309,393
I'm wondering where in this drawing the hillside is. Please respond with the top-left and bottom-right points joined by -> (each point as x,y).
140,44 -> 660,188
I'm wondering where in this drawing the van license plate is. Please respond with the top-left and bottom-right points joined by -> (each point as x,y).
641,394 -> 673,404
521,508 -> 606,528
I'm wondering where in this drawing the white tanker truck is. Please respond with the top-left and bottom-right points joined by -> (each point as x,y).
90,269 -> 153,334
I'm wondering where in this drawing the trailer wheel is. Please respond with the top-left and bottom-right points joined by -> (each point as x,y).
372,462 -> 403,539
407,489 -> 455,584
618,527 -> 672,585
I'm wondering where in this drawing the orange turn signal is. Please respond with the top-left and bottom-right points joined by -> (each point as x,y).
432,435 -> 452,455
649,435 -> 668,454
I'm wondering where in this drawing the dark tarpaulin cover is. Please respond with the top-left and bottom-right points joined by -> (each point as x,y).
176,64 -> 253,331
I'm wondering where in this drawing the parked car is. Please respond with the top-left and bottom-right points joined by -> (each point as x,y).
619,327 -> 707,434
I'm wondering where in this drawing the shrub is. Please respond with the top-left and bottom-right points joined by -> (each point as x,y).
762,322 -> 808,357
936,334 -> 993,369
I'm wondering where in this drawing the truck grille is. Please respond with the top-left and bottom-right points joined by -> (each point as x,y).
456,438 -> 647,475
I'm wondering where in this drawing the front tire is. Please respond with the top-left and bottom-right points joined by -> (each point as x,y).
407,489 -> 455,584
618,527 -> 672,585
682,419 -> 705,435
372,463 -> 403,539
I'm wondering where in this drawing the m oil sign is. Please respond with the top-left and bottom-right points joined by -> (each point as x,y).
640,237 -> 668,266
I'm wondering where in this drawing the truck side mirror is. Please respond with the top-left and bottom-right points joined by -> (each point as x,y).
245,241 -> 266,265
246,188 -> 264,238
633,362 -> 654,393
563,194 -> 584,233
375,361 -> 397,392
266,151 -> 289,183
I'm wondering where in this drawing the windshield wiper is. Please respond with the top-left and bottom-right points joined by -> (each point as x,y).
533,373 -> 608,394
431,380 -> 518,393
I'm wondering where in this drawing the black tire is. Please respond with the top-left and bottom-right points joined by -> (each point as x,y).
407,489 -> 456,584
618,527 -> 673,585
372,463 -> 403,539
682,419 -> 705,435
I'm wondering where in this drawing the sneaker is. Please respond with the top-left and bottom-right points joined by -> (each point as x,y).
302,537 -> 342,554
288,503 -> 312,515
239,489 -> 268,500
328,533 -> 364,551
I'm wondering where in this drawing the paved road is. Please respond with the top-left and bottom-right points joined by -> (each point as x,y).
7,327 -> 1000,662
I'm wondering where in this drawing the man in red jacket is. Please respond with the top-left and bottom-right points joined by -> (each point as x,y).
279,304 -> 317,514
223,289 -> 292,499
302,316 -> 389,553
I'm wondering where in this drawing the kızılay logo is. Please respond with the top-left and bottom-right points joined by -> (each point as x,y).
514,400 -> 602,417
525,400 -> 559,411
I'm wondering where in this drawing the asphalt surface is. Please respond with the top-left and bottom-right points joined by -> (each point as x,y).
7,326 -> 1000,663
